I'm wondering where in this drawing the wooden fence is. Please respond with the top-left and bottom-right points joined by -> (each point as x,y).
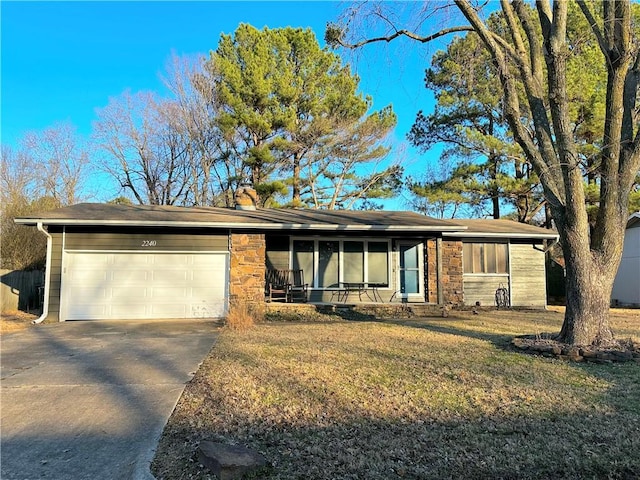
1,269 -> 45,313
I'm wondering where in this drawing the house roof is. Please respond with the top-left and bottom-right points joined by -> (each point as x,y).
627,212 -> 640,229
14,203 -> 462,232
444,218 -> 558,239
15,203 -> 559,239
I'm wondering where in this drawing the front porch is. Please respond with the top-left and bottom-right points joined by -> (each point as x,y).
263,234 -> 464,307
229,232 -> 465,312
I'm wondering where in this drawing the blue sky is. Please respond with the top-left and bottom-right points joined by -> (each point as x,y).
2,1 -> 446,205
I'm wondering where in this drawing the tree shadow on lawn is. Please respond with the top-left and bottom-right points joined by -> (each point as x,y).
381,315 -> 518,350
152,316 -> 640,480
153,394 -> 640,480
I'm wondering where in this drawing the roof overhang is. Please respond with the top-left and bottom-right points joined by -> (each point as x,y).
15,218 -> 465,232
443,231 -> 559,240
627,212 -> 640,229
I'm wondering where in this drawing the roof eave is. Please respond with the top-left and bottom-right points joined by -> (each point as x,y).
443,231 -> 559,240
14,218 -> 465,232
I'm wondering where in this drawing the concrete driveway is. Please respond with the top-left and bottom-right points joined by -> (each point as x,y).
1,319 -> 219,480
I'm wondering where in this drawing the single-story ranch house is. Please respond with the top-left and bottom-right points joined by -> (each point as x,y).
16,191 -> 558,322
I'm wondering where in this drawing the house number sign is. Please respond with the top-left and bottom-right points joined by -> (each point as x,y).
141,240 -> 157,247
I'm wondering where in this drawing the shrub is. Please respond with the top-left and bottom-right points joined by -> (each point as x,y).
225,300 -> 263,331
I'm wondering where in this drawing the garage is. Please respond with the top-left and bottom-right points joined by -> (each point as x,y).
61,252 -> 228,320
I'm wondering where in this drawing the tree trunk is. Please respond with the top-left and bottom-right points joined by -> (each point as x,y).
488,154 -> 500,219
491,195 -> 500,219
556,219 -> 620,346
292,152 -> 302,206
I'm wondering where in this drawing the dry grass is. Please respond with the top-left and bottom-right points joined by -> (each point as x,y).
0,310 -> 38,335
225,301 -> 265,331
151,308 -> 640,480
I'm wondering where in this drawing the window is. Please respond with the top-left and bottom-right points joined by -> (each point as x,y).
292,238 -> 390,288
368,242 -> 389,285
318,241 -> 340,287
463,242 -> 508,274
343,241 -> 364,283
399,243 -> 420,294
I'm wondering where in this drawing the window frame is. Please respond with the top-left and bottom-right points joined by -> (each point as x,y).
463,241 -> 509,275
396,240 -> 425,300
290,237 -> 392,289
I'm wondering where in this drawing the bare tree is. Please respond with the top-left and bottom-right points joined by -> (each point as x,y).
161,54 -> 244,206
93,91 -> 192,205
1,124 -> 90,270
328,0 -> 640,346
21,122 -> 90,206
0,145 -> 38,206
0,146 -> 61,269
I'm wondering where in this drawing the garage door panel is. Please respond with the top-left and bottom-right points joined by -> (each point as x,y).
152,271 -> 189,284
190,286 -> 221,298
191,302 -> 224,318
63,252 -> 228,320
149,303 -> 189,317
113,255 -> 151,266
149,287 -> 186,298
112,270 -> 150,282
70,270 -> 109,282
68,303 -> 110,318
154,254 -> 192,265
191,270 -> 220,282
110,286 -> 145,301
73,287 -> 109,300
111,304 -> 149,318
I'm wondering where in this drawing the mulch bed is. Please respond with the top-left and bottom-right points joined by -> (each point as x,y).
512,335 -> 640,363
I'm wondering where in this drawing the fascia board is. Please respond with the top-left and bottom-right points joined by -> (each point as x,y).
14,218 -> 466,232
443,231 -> 559,240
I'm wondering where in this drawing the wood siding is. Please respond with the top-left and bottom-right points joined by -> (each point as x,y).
463,274 -> 509,307
64,232 -> 228,251
46,232 -> 63,322
510,242 -> 547,308
462,240 -> 546,308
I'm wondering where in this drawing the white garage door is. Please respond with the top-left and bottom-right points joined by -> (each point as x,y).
62,252 -> 228,320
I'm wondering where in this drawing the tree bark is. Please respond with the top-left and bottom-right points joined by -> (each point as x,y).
557,219 -> 619,345
292,151 -> 302,206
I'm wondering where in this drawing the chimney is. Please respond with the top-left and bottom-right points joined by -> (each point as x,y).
234,184 -> 258,210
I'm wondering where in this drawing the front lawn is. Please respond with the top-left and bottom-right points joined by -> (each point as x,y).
0,310 -> 38,335
151,308 -> 640,480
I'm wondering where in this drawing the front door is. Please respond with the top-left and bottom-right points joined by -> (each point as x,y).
398,242 -> 423,301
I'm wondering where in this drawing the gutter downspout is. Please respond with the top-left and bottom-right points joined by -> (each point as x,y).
534,236 -> 559,253
33,222 -> 52,324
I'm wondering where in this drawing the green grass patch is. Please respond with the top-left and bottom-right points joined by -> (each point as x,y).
152,309 -> 640,480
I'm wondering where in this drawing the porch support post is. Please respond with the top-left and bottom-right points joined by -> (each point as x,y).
229,232 -> 266,307
436,237 -> 444,305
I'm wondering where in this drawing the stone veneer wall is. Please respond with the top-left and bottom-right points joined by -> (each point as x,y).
441,240 -> 464,305
229,233 -> 266,305
426,239 -> 438,304
422,238 -> 463,306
